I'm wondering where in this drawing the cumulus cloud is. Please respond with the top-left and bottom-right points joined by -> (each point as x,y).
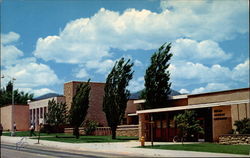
75,69 -> 89,79
2,60 -> 61,88
170,59 -> 249,89
1,32 -> 62,96
1,32 -> 24,66
191,83 -> 230,94
172,39 -> 231,63
33,1 -> 248,66
160,0 -> 249,40
1,32 -> 20,44
232,59 -> 250,83
86,59 -> 115,74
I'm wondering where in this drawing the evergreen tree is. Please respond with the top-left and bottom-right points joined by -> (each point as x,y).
144,43 -> 173,109
45,99 -> 68,127
103,58 -> 133,139
69,80 -> 91,139
174,110 -> 204,144
0,81 -> 33,107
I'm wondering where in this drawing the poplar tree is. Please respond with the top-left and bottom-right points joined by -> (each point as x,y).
103,58 -> 133,139
69,80 -> 91,139
144,43 -> 173,109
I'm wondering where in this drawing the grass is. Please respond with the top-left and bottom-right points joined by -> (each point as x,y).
2,131 -> 71,137
2,131 -> 138,143
33,135 -> 138,143
140,143 -> 250,155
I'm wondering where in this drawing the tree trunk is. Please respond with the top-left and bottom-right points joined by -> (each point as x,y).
73,126 -> 80,139
111,127 -> 116,139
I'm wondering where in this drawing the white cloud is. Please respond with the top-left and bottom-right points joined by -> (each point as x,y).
160,0 -> 249,40
33,1 -> 248,65
32,88 -> 56,97
232,59 -> 250,83
86,59 -> 115,74
172,39 -> 231,63
19,88 -> 56,97
1,32 -> 24,66
2,61 -> 61,88
1,32 -> 20,44
170,62 -> 232,84
75,69 -> 89,79
128,77 -> 144,92
191,83 -> 230,94
170,59 -> 249,88
179,88 -> 189,94
1,32 -> 62,97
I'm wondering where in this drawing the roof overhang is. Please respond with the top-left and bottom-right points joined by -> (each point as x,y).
133,95 -> 188,104
127,113 -> 138,116
136,99 -> 250,114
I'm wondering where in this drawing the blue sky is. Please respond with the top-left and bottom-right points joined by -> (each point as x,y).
1,0 -> 249,97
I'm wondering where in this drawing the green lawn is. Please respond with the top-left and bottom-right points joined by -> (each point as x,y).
141,143 -> 250,155
3,131 -> 138,143
2,131 -> 70,137
33,135 -> 138,143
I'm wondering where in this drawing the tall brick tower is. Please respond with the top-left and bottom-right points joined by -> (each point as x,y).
64,81 -> 107,126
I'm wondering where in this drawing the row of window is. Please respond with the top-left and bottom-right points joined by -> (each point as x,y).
29,107 -> 47,123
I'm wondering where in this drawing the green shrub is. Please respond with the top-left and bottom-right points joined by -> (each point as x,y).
83,120 -> 99,135
234,118 -> 250,134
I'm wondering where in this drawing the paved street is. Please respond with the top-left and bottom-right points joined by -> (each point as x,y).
1,136 -> 249,157
1,143 -> 127,158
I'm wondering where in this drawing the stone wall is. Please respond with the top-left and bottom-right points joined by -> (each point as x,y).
64,125 -> 138,137
116,125 -> 139,137
219,134 -> 250,145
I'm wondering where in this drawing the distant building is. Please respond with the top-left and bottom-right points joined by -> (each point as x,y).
0,104 -> 29,131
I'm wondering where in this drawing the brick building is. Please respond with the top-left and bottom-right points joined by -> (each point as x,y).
0,104 -> 29,131
64,81 -> 107,126
134,88 -> 250,142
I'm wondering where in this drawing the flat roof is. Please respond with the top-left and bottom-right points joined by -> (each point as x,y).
133,94 -> 187,104
64,81 -> 105,84
136,99 -> 250,114
189,87 -> 249,97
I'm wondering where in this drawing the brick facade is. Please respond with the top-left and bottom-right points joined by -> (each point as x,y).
64,81 -> 107,126
0,104 -> 29,131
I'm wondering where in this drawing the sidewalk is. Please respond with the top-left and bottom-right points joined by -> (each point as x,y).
1,136 -> 248,157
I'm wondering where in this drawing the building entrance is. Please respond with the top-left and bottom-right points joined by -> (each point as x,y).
151,108 -> 213,142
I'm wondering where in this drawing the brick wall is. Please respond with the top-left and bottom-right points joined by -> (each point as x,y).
0,105 -> 29,131
14,105 -> 30,131
0,105 -> 12,130
64,81 -> 107,126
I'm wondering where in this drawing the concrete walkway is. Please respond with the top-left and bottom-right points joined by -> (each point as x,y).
1,136 -> 249,157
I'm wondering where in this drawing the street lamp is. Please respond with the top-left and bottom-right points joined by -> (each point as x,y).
1,75 -> 16,136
